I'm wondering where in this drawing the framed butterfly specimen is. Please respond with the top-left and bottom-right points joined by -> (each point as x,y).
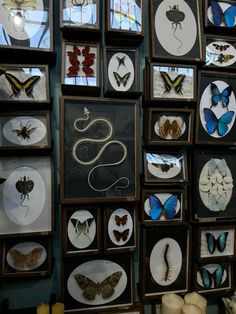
104,46 -> 141,98
0,156 -> 53,236
61,41 -> 100,96
150,0 -> 204,62
0,64 -> 50,104
141,188 -> 186,225
141,225 -> 190,299
103,204 -> 136,253
192,150 -> 236,222
62,206 -> 101,256
105,0 -> 144,44
145,62 -> 197,102
205,35 -> 236,70
62,254 -> 134,312
194,225 -> 236,261
143,149 -> 188,184
196,71 -> 236,145
2,236 -> 52,278
144,108 -> 194,146
60,96 -> 140,204
0,111 -> 51,150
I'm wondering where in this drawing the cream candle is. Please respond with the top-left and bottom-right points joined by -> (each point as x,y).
184,292 -> 207,314
52,302 -> 64,314
36,303 -> 49,314
182,304 -> 201,314
162,293 -> 184,314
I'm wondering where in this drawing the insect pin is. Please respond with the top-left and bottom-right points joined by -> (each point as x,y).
15,176 -> 34,217
12,121 -> 37,141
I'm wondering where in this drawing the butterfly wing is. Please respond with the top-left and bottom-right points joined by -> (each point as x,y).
113,230 -> 122,241
99,271 -> 122,299
148,194 -> 163,221
163,195 -> 178,220
199,267 -> 212,289
208,159 -> 217,176
158,119 -> 171,138
23,76 -> 40,98
25,247 -> 43,269
203,108 -> 218,134
211,0 -> 223,26
160,72 -> 173,93
211,83 -> 220,107
172,74 -> 185,94
212,264 -> 224,288
170,119 -> 183,139
217,232 -> 228,252
74,274 -> 98,300
218,110 -> 234,137
224,5 -> 236,27
9,249 -> 25,269
4,73 -> 22,97
221,86 -> 232,108
206,232 -> 216,254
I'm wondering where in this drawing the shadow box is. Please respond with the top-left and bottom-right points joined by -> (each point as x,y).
0,64 -> 50,104
62,205 -> 101,257
141,188 -> 186,225
193,225 -> 236,262
104,46 -> 141,98
150,0 -> 204,62
144,108 -> 194,145
205,0 -> 236,34
143,149 -> 188,184
206,35 -> 236,70
101,304 -> 144,314
141,224 -> 190,299
196,71 -> 236,145
61,40 -> 100,96
0,156 -> 53,236
60,96 -> 140,204
0,111 -> 51,151
194,261 -> 233,296
60,0 -> 100,39
0,0 -> 53,53
1,235 -> 52,278
192,150 -> 236,222
144,63 -> 197,103
62,254 -> 134,312
103,203 -> 136,253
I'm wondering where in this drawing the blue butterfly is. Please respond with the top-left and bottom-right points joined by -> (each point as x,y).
211,83 -> 232,109
205,232 -> 228,254
203,108 -> 234,137
199,264 -> 224,289
148,194 -> 178,221
211,0 -> 236,27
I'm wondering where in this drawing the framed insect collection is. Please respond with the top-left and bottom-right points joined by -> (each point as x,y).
60,96 -> 140,204
141,225 -> 190,299
103,203 -> 136,253
104,46 -> 141,97
150,0 -> 204,62
0,64 -> 50,104
61,41 -> 100,95
144,108 -> 194,146
141,188 -> 186,225
1,236 -> 52,278
62,254 -> 134,312
145,62 -> 197,102
0,0 -> 53,52
0,156 -> 53,236
62,205 -> 101,256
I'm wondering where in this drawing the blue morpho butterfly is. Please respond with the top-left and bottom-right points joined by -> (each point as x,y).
198,264 -> 224,289
148,194 -> 178,221
211,83 -> 232,109
203,108 -> 234,137
211,0 -> 236,27
205,232 -> 229,254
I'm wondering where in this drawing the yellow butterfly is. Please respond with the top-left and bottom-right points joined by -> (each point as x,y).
160,71 -> 185,95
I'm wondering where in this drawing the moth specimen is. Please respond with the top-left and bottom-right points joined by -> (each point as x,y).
9,246 -> 43,270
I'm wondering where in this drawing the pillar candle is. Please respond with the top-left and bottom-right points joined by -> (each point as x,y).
52,302 -> 64,314
162,293 -> 184,314
36,304 -> 50,314
184,292 -> 207,314
182,304 -> 201,314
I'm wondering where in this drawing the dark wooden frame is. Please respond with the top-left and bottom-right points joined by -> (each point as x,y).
100,304 -> 144,314
60,96 -> 140,204
61,205 -> 101,256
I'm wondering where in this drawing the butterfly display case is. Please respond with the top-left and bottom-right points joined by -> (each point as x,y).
62,254 -> 134,312
141,188 -> 186,225
103,203 -> 136,253
144,108 -> 194,146
60,96 -> 140,204
193,225 -> 236,262
192,150 -> 236,222
143,149 -> 188,184
0,111 -> 51,151
0,156 -> 53,236
144,62 -> 197,103
61,41 -> 100,96
0,64 -> 50,105
1,236 -> 52,278
196,71 -> 236,145
62,205 -> 101,256
150,0 -> 204,62
104,46 -> 141,98
141,224 -> 190,299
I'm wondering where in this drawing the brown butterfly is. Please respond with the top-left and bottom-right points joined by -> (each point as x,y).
9,247 -> 43,270
213,44 -> 230,52
157,116 -> 183,139
113,229 -> 129,242
70,218 -> 94,237
152,162 -> 175,173
74,271 -> 122,300
115,215 -> 127,226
